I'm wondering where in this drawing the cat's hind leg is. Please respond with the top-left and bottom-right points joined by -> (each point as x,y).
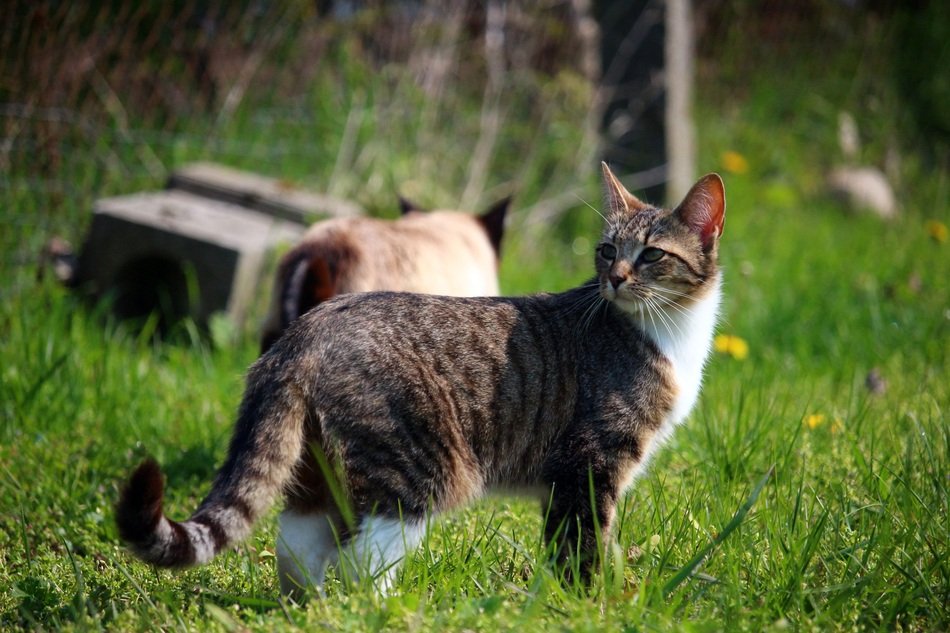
339,514 -> 426,595
276,510 -> 340,600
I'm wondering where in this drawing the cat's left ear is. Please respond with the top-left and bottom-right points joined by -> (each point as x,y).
478,196 -> 511,255
601,162 -> 648,218
675,173 -> 726,250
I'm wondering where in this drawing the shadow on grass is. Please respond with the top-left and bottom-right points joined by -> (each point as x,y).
160,443 -> 221,488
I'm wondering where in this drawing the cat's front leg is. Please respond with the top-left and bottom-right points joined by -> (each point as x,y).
541,458 -> 621,583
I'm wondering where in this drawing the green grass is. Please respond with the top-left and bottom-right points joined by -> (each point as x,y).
2,14 -> 949,633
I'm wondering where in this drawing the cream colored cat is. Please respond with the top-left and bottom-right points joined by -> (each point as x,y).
260,196 -> 509,352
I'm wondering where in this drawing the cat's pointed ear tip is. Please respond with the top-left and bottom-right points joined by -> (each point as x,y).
482,195 -> 513,218
398,195 -> 420,215
698,173 -> 725,189
693,173 -> 726,209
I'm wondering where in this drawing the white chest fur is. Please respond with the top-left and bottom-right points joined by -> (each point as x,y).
637,277 -> 721,427
614,278 -> 721,495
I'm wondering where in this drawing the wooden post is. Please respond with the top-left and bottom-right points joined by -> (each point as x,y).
665,0 -> 696,204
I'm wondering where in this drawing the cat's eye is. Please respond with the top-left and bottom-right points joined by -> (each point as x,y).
599,243 -> 617,260
639,247 -> 665,264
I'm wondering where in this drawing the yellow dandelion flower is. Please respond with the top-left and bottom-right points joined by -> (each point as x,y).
714,334 -> 749,360
802,414 -> 825,430
721,151 -> 749,175
926,220 -> 948,243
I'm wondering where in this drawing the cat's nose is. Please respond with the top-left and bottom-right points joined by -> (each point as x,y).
609,272 -> 626,289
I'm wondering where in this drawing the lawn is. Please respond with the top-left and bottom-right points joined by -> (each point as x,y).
2,5 -> 948,631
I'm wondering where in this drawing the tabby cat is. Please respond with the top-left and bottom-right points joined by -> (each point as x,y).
117,164 -> 725,597
259,196 -> 509,352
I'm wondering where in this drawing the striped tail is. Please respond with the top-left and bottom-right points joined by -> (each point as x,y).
116,363 -> 307,568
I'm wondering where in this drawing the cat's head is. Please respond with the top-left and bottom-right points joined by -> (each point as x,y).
596,163 -> 725,312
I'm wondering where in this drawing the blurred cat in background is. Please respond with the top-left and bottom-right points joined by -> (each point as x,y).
260,196 -> 509,352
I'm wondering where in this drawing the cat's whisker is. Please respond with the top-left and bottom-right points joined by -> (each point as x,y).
645,295 -> 684,342
654,297 -> 687,339
649,288 -> 699,316
640,296 -> 662,340
561,285 -> 596,308
651,286 -> 695,300
652,294 -> 693,311
570,279 -> 600,290
640,297 -> 665,337
580,295 -> 606,337
573,193 -> 611,225
574,294 -> 600,336
651,288 -> 697,310
563,288 -> 601,316
650,293 -> 694,320
562,296 -> 590,314
590,296 -> 608,335
657,302 -> 693,324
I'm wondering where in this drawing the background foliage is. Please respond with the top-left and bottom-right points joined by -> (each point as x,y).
1,1 -> 947,630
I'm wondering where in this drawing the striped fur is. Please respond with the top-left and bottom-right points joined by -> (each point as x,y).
116,165 -> 725,594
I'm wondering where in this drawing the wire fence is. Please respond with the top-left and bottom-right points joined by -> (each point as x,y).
2,0 -> 938,289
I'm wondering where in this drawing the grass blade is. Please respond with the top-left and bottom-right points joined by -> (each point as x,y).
663,465 -> 774,597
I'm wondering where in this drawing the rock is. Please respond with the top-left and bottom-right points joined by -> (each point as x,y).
865,368 -> 887,395
828,166 -> 898,219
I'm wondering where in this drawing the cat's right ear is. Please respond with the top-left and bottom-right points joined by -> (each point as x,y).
399,196 -> 424,216
601,162 -> 648,219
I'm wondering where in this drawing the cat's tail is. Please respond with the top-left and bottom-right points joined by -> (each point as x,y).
260,238 -> 348,354
116,361 -> 308,568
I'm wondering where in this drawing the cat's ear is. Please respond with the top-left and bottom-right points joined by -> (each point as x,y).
601,161 -> 648,218
675,173 -> 726,249
398,196 -> 424,216
478,196 -> 511,255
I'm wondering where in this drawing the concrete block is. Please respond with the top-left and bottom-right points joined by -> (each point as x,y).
77,190 -> 304,330
167,162 -> 363,223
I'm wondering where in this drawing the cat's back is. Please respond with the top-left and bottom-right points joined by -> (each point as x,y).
284,289 -> 585,483
298,290 -> 521,354
389,210 -> 499,296
283,290 -> 575,400
301,213 -> 498,296
395,210 -> 494,255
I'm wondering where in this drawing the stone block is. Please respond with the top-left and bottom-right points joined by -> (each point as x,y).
167,162 -> 363,223
77,190 -> 304,330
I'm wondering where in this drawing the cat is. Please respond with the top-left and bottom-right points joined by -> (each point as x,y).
259,196 -> 510,353
117,163 -> 725,598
